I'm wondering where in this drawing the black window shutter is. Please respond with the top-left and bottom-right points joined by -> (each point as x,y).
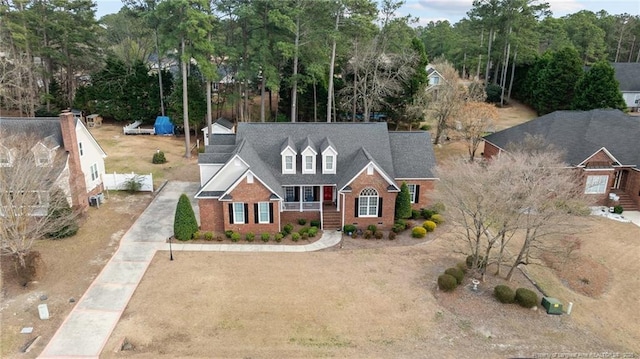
415,185 -> 420,204
269,203 -> 274,223
354,198 -> 359,217
254,203 -> 259,223
377,197 -> 383,217
244,203 -> 249,224
228,203 -> 234,224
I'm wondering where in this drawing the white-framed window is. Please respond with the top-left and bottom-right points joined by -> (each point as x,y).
585,175 -> 608,194
358,187 -> 378,217
285,187 -> 295,202
305,155 -> 313,170
323,155 -> 335,174
258,202 -> 270,223
285,155 -> 293,171
408,184 -> 416,203
90,163 -> 99,181
79,142 -> 84,156
304,186 -> 314,202
232,202 -> 245,224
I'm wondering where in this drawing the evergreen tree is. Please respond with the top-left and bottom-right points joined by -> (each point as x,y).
174,193 -> 198,241
533,47 -> 583,115
572,61 -> 626,111
395,182 -> 412,219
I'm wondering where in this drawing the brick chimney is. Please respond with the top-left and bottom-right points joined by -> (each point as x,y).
59,112 -> 89,211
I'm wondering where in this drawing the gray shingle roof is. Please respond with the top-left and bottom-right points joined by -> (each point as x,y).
215,117 -> 234,130
483,109 -> 640,167
611,62 -> 640,92
198,122 -> 437,196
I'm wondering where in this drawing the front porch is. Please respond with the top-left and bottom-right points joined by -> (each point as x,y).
282,185 -> 338,212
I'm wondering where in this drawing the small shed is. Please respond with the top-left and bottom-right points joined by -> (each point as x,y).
154,116 -> 174,135
202,117 -> 235,145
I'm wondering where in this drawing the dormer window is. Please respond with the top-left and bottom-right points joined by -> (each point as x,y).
301,150 -> 316,174
322,145 -> 337,174
285,155 -> 293,171
281,148 -> 296,174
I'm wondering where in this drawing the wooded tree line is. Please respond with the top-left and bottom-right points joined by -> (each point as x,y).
1,0 -> 635,125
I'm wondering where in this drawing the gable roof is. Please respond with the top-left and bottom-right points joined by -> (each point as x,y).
197,123 -> 437,197
611,62 -> 640,92
483,109 -> 640,167
214,117 -> 234,130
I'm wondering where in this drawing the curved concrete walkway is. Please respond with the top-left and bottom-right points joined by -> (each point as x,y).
39,181 -> 341,358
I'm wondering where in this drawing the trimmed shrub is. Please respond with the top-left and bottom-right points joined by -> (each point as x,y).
388,231 -> 397,240
421,208 -> 435,219
245,232 -> 255,242
395,182 -> 412,219
230,232 -> 240,242
613,205 -> 624,214
411,209 -> 421,220
310,219 -> 321,227
437,274 -> 458,291
444,267 -> 464,285
494,285 -> 516,304
343,224 -> 356,234
308,227 -> 318,237
422,220 -> 437,232
515,288 -> 538,308
456,261 -> 468,274
292,232 -> 301,242
173,193 -> 198,241
298,218 -> 307,225
301,232 -> 309,240
193,231 -> 202,239
411,226 -> 427,238
274,233 -> 284,242
152,151 -> 167,164
225,230 -> 234,238
364,230 -> 373,239
374,231 -> 384,239
283,223 -> 294,234
299,226 -> 310,235
367,224 -> 377,233
430,214 -> 444,224
204,232 -> 214,241
261,233 -> 270,242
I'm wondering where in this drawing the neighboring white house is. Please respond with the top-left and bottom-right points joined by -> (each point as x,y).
611,62 -> 640,112
0,112 -> 107,211
201,117 -> 235,146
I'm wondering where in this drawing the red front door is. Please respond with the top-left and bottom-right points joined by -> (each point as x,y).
323,186 -> 333,202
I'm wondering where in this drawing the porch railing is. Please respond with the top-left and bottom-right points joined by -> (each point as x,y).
282,201 -> 321,211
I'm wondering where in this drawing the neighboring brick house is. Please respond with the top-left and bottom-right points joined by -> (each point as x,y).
196,122 -> 437,234
483,109 -> 640,211
0,112 -> 107,212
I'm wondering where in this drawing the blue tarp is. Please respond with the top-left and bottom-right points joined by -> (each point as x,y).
154,116 -> 174,135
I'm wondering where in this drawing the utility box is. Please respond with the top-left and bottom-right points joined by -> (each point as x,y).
542,297 -> 563,315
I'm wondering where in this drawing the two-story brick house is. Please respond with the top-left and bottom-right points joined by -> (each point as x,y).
483,109 -> 640,211
196,122 -> 437,234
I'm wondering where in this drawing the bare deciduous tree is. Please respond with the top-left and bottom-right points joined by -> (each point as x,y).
0,135 -> 78,283
434,144 -> 591,281
427,59 -> 467,145
456,102 -> 498,162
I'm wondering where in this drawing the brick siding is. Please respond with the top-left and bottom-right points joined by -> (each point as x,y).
219,176 -> 280,234
59,112 -> 89,211
343,168 -> 397,231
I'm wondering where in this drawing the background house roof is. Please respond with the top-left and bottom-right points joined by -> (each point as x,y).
611,63 -> 640,92
199,123 -> 437,195
483,109 -> 640,167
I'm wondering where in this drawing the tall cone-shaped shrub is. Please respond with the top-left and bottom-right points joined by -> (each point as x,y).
174,193 -> 198,241
395,182 -> 412,219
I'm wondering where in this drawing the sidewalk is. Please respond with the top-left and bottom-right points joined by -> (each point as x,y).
38,181 -> 341,358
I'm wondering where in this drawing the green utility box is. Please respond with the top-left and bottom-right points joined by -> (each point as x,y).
541,297 -> 563,315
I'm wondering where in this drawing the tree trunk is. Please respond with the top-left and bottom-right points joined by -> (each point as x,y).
484,28 -> 493,83
181,37 -> 191,159
155,29 -> 166,116
326,10 -> 340,122
313,77 -> 317,122
507,48 -> 518,101
291,14 -> 300,122
500,39 -> 511,107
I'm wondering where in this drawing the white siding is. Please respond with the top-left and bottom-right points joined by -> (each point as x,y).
75,122 -> 106,192
200,159 -> 248,192
200,164 -> 223,186
622,92 -> 640,109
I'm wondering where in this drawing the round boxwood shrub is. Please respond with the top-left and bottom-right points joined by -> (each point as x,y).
430,214 -> 444,224
422,220 -> 437,232
245,232 -> 255,242
343,224 -> 356,234
283,223 -> 294,234
308,227 -> 318,237
274,233 -> 284,242
456,261 -> 468,274
310,219 -> 321,227
230,232 -> 240,242
204,232 -> 214,241
291,232 -> 301,242
374,231 -> 384,239
261,233 -> 270,242
298,218 -> 307,225
367,224 -> 377,233
515,288 -> 539,308
444,267 -> 464,285
411,226 -> 427,238
437,274 -> 458,291
494,285 -> 515,303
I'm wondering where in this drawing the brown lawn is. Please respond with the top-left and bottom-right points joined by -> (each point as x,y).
102,218 -> 639,358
